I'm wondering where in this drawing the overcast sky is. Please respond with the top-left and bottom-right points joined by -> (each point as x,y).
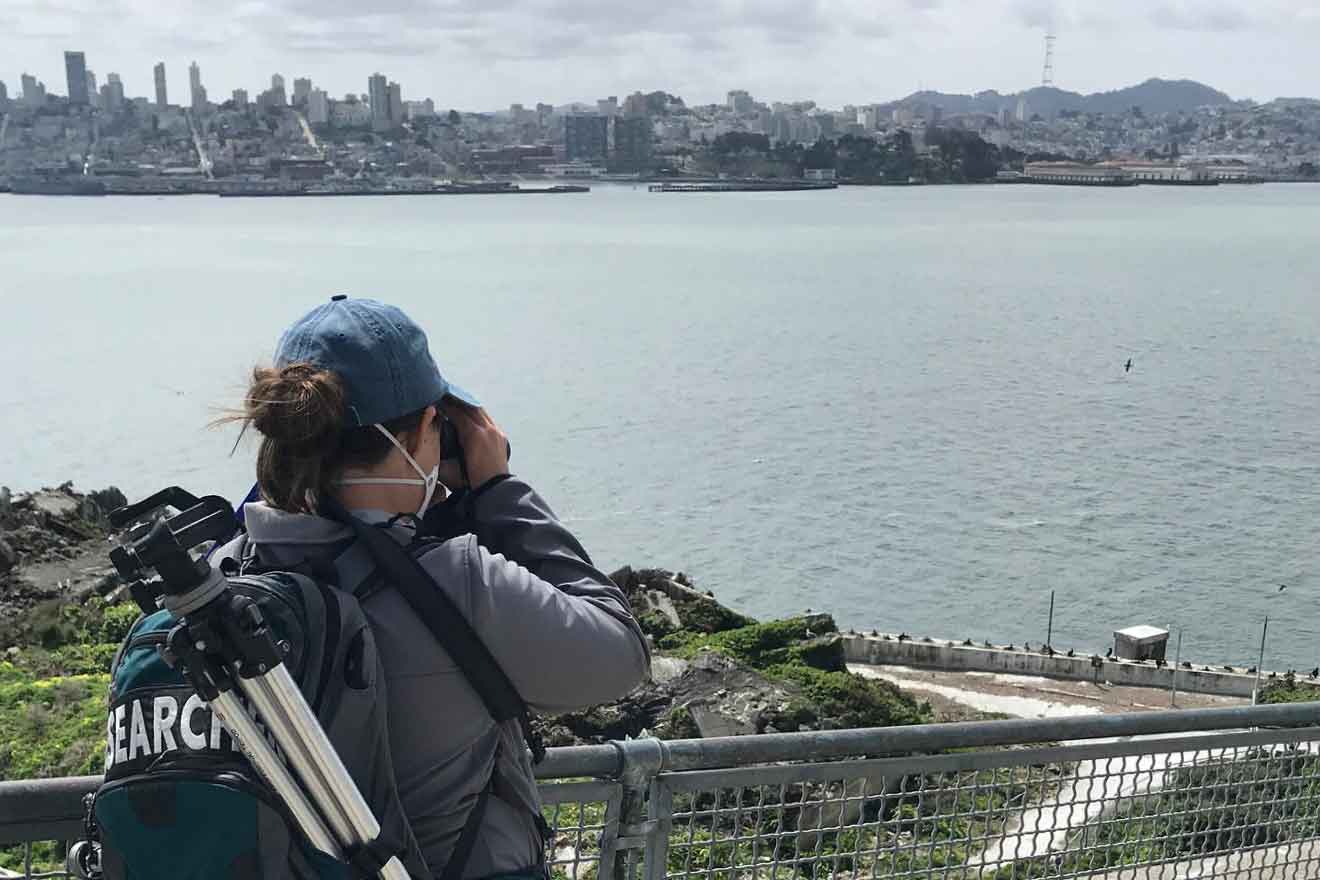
3,0 -> 1318,110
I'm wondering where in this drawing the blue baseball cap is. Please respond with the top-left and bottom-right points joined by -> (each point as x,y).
274,294 -> 480,427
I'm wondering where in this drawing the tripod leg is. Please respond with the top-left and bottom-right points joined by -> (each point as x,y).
237,667 -> 411,880
209,691 -> 341,860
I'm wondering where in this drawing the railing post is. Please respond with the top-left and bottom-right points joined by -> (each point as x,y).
603,738 -> 666,880
644,776 -> 673,880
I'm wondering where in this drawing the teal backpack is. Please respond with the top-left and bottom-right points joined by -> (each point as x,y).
88,489 -> 543,880
94,563 -> 428,880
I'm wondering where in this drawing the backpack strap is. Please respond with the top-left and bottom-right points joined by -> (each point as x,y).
440,790 -> 490,880
319,496 -> 529,727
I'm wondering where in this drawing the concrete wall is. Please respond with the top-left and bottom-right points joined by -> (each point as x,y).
840,634 -> 1298,700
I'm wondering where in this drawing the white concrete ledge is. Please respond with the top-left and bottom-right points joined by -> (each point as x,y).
841,634 -> 1319,700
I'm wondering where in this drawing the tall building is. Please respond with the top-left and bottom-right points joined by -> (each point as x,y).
189,61 -> 206,111
103,73 -> 125,111
368,73 -> 390,131
612,116 -> 652,169
267,74 -> 287,107
21,73 -> 44,107
1015,97 -> 1029,123
405,99 -> 435,120
596,96 -> 618,117
0,80 -> 7,110
387,82 -> 402,125
307,88 -> 329,124
622,91 -> 648,117
232,89 -> 249,109
565,114 -> 608,163
293,77 -> 312,106
727,90 -> 755,114
86,71 -> 97,106
153,62 -> 167,107
65,51 -> 89,105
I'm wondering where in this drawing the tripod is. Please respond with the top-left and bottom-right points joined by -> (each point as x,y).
83,489 -> 410,880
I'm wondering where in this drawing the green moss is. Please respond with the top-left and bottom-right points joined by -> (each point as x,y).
667,594 -> 754,635
658,616 -> 840,669
637,610 -> 679,640
658,616 -> 930,731
769,665 -> 931,730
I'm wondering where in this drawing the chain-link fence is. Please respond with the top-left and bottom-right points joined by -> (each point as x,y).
6,703 -> 1320,880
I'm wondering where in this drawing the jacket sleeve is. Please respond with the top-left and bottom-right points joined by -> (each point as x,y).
422,476 -> 651,716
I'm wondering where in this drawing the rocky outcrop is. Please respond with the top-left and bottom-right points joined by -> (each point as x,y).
536,568 -> 931,746
0,483 -> 125,646
0,486 -> 930,748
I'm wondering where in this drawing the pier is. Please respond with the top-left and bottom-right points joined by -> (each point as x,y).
648,181 -> 838,193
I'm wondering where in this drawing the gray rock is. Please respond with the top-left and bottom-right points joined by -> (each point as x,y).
650,656 -> 690,685
0,536 -> 15,575
32,491 -> 79,519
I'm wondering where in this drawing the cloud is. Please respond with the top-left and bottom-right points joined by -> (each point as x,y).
6,0 -> 1320,108
1149,1 -> 1253,32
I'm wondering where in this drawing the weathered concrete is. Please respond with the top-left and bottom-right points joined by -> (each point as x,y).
842,634 -> 1316,700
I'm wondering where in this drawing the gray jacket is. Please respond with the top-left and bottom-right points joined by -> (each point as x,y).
238,476 -> 650,878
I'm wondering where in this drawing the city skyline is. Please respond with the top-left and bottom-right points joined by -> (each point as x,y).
2,1 -> 1320,111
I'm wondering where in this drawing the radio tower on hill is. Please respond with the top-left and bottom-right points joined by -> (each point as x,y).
1041,28 -> 1057,87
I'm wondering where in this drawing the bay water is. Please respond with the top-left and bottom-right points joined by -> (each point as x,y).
3,183 -> 1320,669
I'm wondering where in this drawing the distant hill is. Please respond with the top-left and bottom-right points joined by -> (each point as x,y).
887,79 -> 1233,117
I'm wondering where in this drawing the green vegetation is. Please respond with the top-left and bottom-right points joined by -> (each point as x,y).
992,748 -> 1320,878
0,597 -> 135,783
1260,679 -> 1320,705
660,614 -> 931,731
544,795 -> 608,880
0,596 -> 131,872
691,130 -> 1005,184
664,764 -> 1064,879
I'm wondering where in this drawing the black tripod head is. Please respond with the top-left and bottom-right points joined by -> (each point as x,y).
109,487 -> 238,614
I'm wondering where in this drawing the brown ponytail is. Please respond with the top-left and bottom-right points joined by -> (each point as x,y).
220,361 -> 435,514
227,363 -> 346,512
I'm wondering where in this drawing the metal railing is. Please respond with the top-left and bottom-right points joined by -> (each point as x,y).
5,703 -> 1320,879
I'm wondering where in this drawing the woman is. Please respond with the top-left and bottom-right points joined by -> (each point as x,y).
229,295 -> 650,879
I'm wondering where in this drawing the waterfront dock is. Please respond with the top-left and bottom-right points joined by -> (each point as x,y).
648,181 -> 838,193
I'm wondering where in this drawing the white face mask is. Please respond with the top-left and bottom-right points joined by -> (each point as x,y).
338,424 -> 440,518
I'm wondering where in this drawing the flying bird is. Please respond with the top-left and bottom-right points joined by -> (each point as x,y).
1124,358 -> 1133,373
1279,584 -> 1288,593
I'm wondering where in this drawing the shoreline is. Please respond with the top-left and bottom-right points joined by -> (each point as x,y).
3,482 -> 1309,723
4,176 -> 1317,199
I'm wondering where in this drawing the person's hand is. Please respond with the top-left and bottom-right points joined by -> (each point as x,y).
440,401 -> 509,489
